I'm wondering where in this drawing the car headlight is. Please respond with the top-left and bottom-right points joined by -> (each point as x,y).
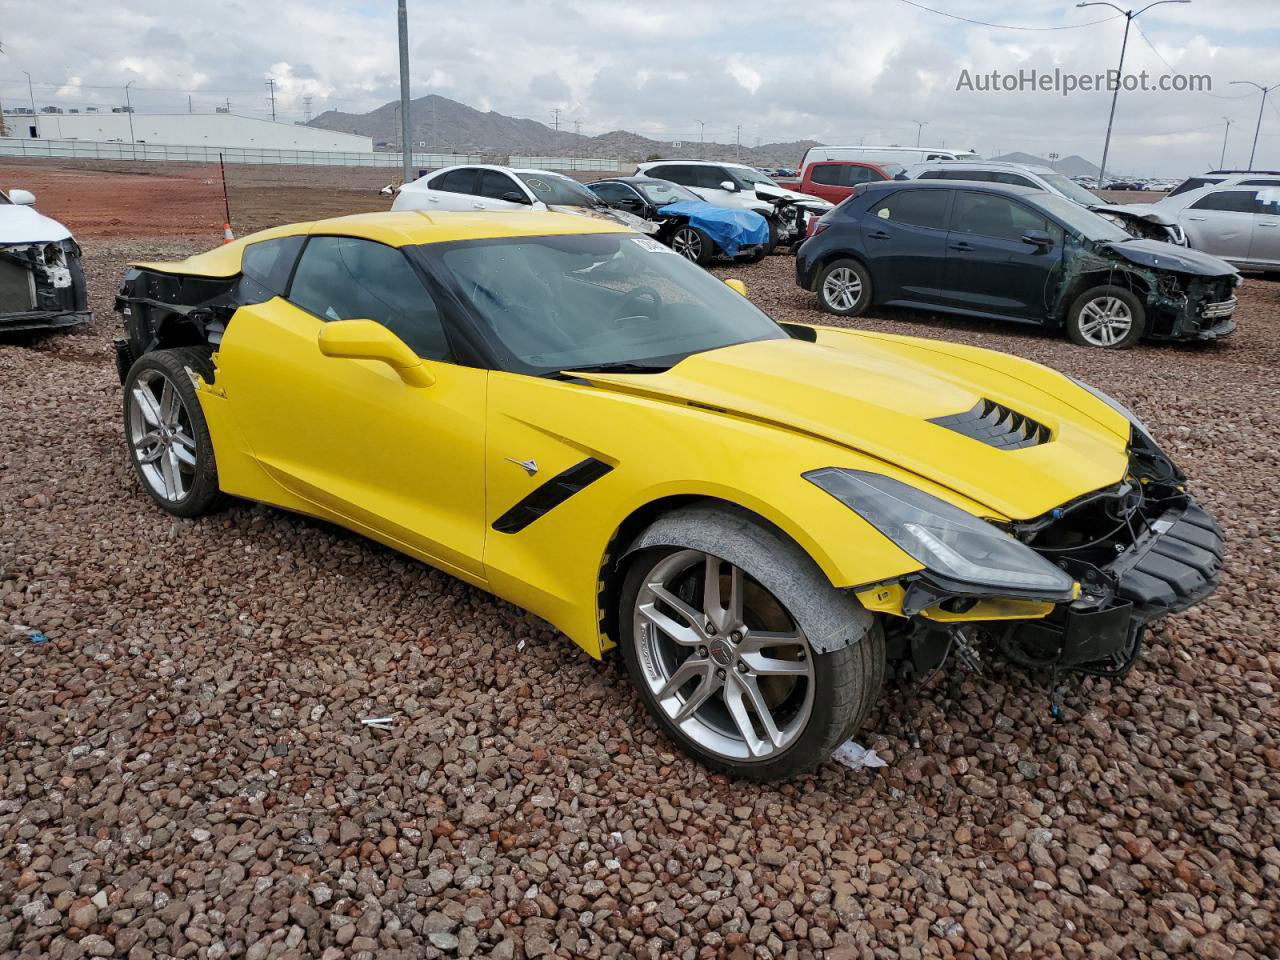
805,468 -> 1075,597
1066,376 -> 1153,438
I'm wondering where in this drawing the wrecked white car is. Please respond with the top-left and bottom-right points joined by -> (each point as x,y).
0,188 -> 91,334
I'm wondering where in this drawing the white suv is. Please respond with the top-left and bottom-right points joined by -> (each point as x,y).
634,159 -> 831,249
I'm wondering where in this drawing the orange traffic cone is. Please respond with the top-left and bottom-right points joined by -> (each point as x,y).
222,223 -> 234,243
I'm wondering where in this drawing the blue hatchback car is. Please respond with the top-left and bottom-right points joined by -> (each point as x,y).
795,180 -> 1240,349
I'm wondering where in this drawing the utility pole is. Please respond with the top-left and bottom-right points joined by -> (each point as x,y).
265,77 -> 277,122
552,107 -> 560,134
124,81 -> 136,158
303,96 -> 313,123
1076,0 -> 1191,188
695,119 -> 705,158
735,123 -> 741,160
188,95 -> 192,113
574,117 -> 581,136
1229,80 -> 1278,170
913,120 -> 928,147
397,0 -> 413,183
1220,116 -> 1232,168
224,98 -> 231,112
0,100 -> 7,138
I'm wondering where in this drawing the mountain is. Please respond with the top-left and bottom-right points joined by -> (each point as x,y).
309,94 -> 818,165
990,152 -> 1100,178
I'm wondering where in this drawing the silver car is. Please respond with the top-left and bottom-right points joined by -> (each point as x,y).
1115,176 -> 1280,271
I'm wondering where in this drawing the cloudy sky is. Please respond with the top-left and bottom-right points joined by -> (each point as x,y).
3,0 -> 1280,174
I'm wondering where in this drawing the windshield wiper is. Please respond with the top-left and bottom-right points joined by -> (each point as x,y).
553,360 -> 673,377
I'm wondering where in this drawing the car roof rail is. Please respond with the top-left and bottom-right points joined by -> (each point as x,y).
1205,169 -> 1280,175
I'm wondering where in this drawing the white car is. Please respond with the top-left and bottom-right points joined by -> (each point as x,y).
632,159 -> 831,249
391,164 -> 657,234
1,187 -> 91,334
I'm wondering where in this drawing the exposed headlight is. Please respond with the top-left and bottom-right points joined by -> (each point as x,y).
1066,376 -> 1153,439
805,468 -> 1075,597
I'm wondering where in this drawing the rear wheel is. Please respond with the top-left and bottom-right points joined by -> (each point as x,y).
123,347 -> 224,517
670,224 -> 712,265
620,508 -> 884,781
1066,285 -> 1144,348
817,258 -> 872,316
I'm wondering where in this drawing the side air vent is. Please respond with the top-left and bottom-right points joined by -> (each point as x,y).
929,399 -> 1051,450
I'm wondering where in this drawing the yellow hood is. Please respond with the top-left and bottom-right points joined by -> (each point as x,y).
578,327 -> 1131,521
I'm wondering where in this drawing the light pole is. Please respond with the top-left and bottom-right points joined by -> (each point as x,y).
1229,80 -> 1278,171
695,119 -> 706,158
1076,0 -> 1191,189
23,71 -> 35,136
913,120 -> 928,147
1220,116 -> 1232,169
397,0 -> 413,183
124,81 -> 137,157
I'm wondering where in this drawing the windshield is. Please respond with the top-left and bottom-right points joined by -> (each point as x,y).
731,167 -> 780,188
429,233 -> 785,374
1041,172 -> 1101,206
1033,194 -> 1131,241
516,173 -> 600,207
637,180 -> 701,206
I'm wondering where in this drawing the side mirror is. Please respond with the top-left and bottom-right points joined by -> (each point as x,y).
8,189 -> 36,205
1022,229 -> 1054,248
724,278 -> 749,297
501,191 -> 532,205
719,180 -> 738,192
317,320 -> 435,387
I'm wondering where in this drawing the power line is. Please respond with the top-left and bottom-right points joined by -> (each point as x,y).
891,0 -> 1121,30
1130,21 -> 1259,100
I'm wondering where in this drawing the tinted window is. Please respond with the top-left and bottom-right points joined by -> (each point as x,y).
921,170 -> 992,182
811,165 -> 846,186
952,192 -> 1050,242
588,182 -> 636,204
871,190 -> 951,229
288,236 -> 450,361
429,168 -> 477,194
241,236 -> 304,295
477,170 -> 526,202
695,166 -> 732,189
1239,179 -> 1280,187
848,166 -> 885,185
990,173 -> 1036,188
1168,176 -> 1223,197
1190,190 -> 1259,213
649,165 -> 693,186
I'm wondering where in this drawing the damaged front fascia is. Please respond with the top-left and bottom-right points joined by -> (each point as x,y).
1053,236 -> 1238,341
0,239 -> 91,332
115,268 -> 277,360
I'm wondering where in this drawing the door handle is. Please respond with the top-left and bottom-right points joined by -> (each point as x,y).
1186,216 -> 1207,221
1258,222 -> 1279,228
949,241 -> 973,251
472,202 -> 486,209
868,230 -> 891,240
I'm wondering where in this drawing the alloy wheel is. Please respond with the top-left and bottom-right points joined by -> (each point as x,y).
128,369 -> 198,502
671,227 -> 702,261
822,267 -> 862,311
1077,296 -> 1134,347
632,550 -> 815,761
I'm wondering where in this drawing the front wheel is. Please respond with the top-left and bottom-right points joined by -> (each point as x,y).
817,258 -> 873,316
620,507 -> 884,781
123,347 -> 224,517
1066,285 -> 1145,348
669,224 -> 712,265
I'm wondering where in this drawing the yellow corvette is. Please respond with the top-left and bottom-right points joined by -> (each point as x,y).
114,211 -> 1223,780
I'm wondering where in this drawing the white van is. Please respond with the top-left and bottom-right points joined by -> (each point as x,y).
797,146 -> 981,180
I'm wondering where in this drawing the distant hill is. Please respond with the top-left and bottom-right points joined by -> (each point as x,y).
309,94 -> 819,165
990,152 -> 1100,178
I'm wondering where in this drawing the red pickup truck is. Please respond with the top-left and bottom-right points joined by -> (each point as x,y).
775,161 -> 904,204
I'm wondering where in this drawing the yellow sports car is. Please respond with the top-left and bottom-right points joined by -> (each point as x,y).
114,211 -> 1223,781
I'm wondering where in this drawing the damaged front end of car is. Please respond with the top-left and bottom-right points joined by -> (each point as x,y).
0,239 -> 91,334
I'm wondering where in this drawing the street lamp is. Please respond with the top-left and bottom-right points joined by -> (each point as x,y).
695,119 -> 706,159
1076,0 -> 1191,189
1220,116 -> 1232,169
124,81 -> 137,157
913,120 -> 928,147
1229,80 -> 1279,171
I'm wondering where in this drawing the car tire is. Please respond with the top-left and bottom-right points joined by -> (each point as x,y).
122,346 -> 225,517
619,505 -> 885,781
669,224 -> 713,265
817,258 -> 873,317
763,217 -> 780,255
1066,285 -> 1145,349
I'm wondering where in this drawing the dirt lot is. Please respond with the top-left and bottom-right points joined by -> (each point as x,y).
2,159 -> 1279,960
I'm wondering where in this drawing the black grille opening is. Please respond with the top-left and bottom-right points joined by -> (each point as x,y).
928,399 -> 1050,450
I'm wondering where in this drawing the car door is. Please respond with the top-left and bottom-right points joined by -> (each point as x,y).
689,166 -> 743,208
412,167 -> 480,212
940,191 -> 1063,321
215,233 -> 488,579
472,169 -> 538,212
806,163 -> 852,204
1247,187 -> 1280,266
859,188 -> 953,302
1180,189 -> 1257,261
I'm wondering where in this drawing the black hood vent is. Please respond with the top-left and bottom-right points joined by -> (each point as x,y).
929,399 -> 1051,450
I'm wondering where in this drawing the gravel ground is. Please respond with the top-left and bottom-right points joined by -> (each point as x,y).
2,229 -> 1279,960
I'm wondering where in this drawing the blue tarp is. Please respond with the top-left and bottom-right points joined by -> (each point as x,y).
656,201 -> 770,258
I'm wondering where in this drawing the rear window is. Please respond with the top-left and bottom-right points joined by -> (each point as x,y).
242,236 -> 305,295
871,189 -> 951,229
430,168 -> 477,194
1168,176 -> 1223,197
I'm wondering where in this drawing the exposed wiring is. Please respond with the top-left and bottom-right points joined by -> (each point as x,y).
892,0 -> 1121,30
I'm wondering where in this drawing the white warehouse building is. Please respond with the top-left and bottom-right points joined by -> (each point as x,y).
10,112 -> 372,152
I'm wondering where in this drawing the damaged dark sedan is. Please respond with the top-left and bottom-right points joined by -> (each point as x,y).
797,180 -> 1239,349
0,187 -> 91,334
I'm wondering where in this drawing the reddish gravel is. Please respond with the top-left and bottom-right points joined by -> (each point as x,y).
1,176 -> 1279,959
